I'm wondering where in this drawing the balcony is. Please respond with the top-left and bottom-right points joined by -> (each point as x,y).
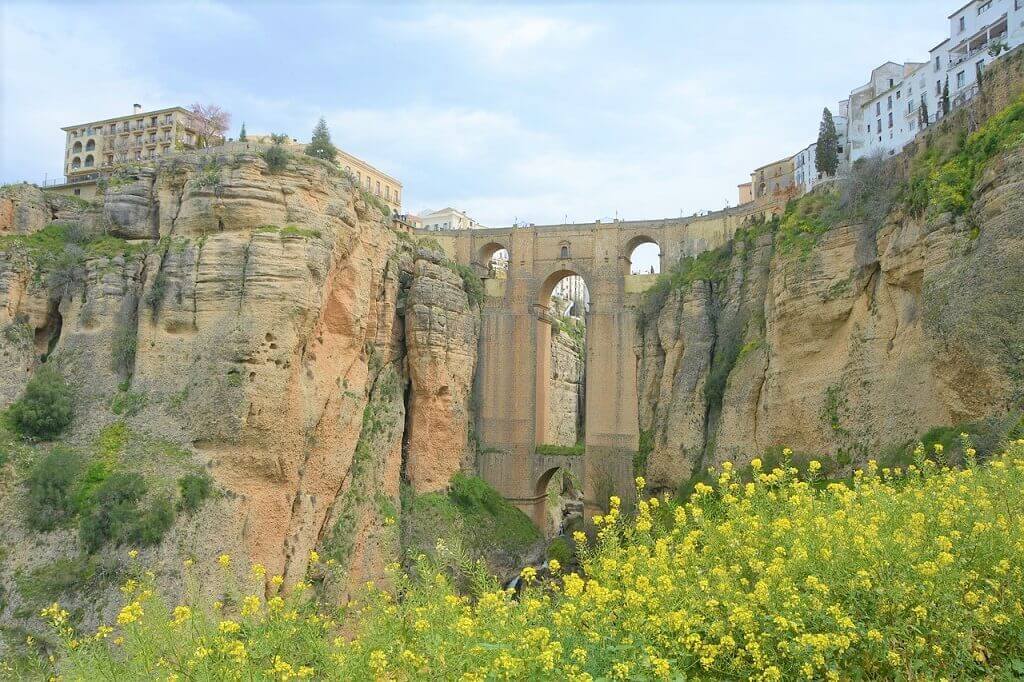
949,15 -> 1008,67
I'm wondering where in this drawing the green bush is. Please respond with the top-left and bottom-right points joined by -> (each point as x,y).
177,472 -> 212,513
451,263 -> 484,307
130,496 -> 176,546
78,472 -> 147,552
25,446 -> 82,531
546,537 -> 571,566
5,365 -> 73,441
262,144 -> 290,173
15,554 -> 122,609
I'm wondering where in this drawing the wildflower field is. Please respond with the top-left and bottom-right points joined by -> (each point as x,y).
31,440 -> 1024,680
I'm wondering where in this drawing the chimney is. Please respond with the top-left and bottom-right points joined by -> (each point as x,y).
133,103 -> 142,114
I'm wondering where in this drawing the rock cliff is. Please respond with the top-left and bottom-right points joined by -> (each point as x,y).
637,145 -> 1024,492
0,148 -> 480,636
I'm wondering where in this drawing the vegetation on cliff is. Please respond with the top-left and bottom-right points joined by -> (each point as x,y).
33,440 -> 1024,679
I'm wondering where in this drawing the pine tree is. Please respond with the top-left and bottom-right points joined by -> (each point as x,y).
238,122 -> 247,141
305,117 -> 338,161
815,107 -> 839,177
942,77 -> 951,116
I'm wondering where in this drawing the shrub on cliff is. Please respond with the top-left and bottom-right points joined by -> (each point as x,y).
262,143 -> 290,173
5,364 -> 74,441
25,446 -> 82,531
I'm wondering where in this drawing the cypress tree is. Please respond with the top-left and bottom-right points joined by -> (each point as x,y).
942,77 -> 951,116
238,122 -> 247,141
305,117 -> 338,161
815,108 -> 839,177
919,98 -> 929,129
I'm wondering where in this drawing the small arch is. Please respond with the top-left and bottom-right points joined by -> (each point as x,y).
535,466 -> 583,537
625,235 -> 661,274
477,241 -> 510,278
85,139 -> 95,151
558,241 -> 571,260
84,154 -> 94,167
71,157 -> 82,169
72,141 -> 82,153
537,268 -> 589,306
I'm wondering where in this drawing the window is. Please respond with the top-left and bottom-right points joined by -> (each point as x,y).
877,118 -> 882,132
935,56 -> 941,71
376,180 -> 381,195
876,102 -> 881,115
72,141 -> 82,153
71,157 -> 81,169
109,124 -> 116,133
84,154 -> 94,167
887,95 -> 892,110
908,100 -> 913,114
385,186 -> 390,200
896,90 -> 901,100
937,81 -> 942,96
978,1 -> 991,14
888,112 -> 893,128
560,244 -> 570,259
959,16 -> 966,32
957,70 -> 966,88
889,78 -> 894,88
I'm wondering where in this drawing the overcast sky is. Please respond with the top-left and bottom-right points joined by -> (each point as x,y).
2,1 -> 947,227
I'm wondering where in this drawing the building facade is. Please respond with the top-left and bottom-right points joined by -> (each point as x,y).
750,157 -> 795,201
62,105 -> 201,183
338,149 -> 402,213
847,0 -> 1024,163
420,207 -> 485,231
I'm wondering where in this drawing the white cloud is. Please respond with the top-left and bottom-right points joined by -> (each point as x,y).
394,11 -> 598,70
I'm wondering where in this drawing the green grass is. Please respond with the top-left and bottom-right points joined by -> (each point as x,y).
402,473 -> 540,561
279,225 -> 321,239
536,443 -> 585,457
902,89 -> 1024,218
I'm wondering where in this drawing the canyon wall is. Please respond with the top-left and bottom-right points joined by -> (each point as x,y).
545,331 -> 584,447
0,149 -> 479,633
637,146 -> 1024,491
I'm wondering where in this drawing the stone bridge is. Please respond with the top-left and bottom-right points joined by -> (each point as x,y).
419,207 -> 761,526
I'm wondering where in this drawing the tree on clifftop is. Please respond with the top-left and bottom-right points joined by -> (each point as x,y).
815,108 -> 839,177
942,77 -> 951,117
188,103 -> 230,148
305,117 -> 338,161
238,122 -> 247,141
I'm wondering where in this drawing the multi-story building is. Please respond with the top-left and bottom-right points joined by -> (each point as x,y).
420,207 -> 485,231
750,157 -> 795,201
338,149 -> 402,213
737,182 -> 753,205
846,0 -> 1024,163
55,105 -> 203,198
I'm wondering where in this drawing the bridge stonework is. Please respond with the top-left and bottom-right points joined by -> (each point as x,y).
418,207 -> 759,525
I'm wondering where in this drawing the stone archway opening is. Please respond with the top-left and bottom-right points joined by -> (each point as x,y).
626,236 -> 661,275
477,242 -> 509,279
535,270 -> 589,454
535,466 -> 583,538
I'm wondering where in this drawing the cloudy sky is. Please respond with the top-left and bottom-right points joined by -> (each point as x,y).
2,1 -> 946,226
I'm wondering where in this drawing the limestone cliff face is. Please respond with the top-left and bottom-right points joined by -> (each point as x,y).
546,331 -> 584,446
405,256 -> 479,493
0,150 -> 479,630
637,150 -> 1024,490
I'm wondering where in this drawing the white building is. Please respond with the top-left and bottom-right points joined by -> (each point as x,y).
847,0 -> 1024,163
420,207 -> 485,231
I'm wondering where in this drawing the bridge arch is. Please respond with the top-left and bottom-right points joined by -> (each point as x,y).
534,465 -> 582,536
624,234 -> 662,275
476,241 -> 510,279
